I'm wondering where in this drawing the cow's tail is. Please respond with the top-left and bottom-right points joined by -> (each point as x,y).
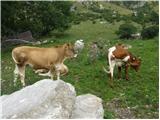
103,66 -> 110,73
12,50 -> 19,64
12,48 -> 26,65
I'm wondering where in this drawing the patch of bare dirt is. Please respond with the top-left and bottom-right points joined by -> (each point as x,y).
106,98 -> 135,119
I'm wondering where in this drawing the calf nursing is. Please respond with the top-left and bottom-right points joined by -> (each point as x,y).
12,43 -> 75,87
36,63 -> 68,78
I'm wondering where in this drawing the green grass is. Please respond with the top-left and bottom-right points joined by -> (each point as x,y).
1,21 -> 159,118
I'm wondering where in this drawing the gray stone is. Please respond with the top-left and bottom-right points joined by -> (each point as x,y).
71,94 -> 104,119
1,80 -> 104,119
1,79 -> 76,119
17,31 -> 34,41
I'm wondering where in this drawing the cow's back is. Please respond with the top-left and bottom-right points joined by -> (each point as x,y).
12,46 -> 59,69
112,47 -> 129,59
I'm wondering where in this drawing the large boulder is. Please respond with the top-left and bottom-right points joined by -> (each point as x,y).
1,80 -> 104,119
71,94 -> 104,119
1,79 -> 76,119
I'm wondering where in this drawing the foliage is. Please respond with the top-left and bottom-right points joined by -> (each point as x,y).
1,1 -> 73,38
141,25 -> 159,39
116,23 -> 137,39
149,11 -> 159,25
101,9 -> 121,24
72,1 -> 127,25
88,3 -> 121,24
131,2 -> 159,28
122,1 -> 143,10
73,12 -> 100,24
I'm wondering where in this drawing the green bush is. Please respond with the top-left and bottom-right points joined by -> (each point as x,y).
141,25 -> 159,39
1,1 -> 73,38
116,23 -> 137,39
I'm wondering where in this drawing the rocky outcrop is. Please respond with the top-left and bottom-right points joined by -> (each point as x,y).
1,80 -> 76,119
1,79 -> 104,119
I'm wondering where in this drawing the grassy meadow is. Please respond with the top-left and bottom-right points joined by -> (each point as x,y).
1,21 -> 159,118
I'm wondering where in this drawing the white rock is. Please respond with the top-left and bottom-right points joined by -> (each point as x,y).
71,94 -> 104,119
34,41 -> 41,45
74,39 -> 84,56
42,40 -> 48,43
1,79 -> 76,119
100,21 -> 106,24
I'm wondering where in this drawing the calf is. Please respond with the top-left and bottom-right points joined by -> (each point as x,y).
12,43 -> 75,87
104,44 -> 141,86
36,63 -> 68,78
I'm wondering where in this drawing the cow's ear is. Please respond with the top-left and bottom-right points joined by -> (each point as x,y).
67,43 -> 70,46
65,43 -> 71,49
63,43 -> 68,49
67,43 -> 72,47
138,56 -> 141,61
67,43 -> 73,48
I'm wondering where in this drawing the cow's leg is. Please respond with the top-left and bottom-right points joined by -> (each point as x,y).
125,64 -> 129,80
56,70 -> 60,80
118,66 -> 122,79
50,70 -> 55,80
61,67 -> 68,76
35,69 -> 49,74
109,61 -> 115,87
18,65 -> 26,87
60,64 -> 68,76
54,64 -> 61,80
13,64 -> 19,86
50,65 -> 56,80
110,61 -> 115,79
39,70 -> 51,77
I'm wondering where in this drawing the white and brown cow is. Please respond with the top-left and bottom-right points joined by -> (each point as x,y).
104,44 -> 141,86
12,43 -> 75,87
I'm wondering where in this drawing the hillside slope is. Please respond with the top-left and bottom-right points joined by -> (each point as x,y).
73,1 -> 132,15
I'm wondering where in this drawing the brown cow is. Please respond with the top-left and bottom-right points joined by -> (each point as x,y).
12,43 -> 75,87
103,44 -> 141,86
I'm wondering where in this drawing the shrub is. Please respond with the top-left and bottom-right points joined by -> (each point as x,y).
141,25 -> 159,39
1,1 -> 73,38
116,23 -> 137,39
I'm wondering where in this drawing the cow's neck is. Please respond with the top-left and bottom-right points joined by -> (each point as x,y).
55,47 -> 66,63
128,52 -> 135,62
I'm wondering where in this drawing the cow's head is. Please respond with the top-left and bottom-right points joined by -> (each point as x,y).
63,43 -> 76,58
130,57 -> 141,72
